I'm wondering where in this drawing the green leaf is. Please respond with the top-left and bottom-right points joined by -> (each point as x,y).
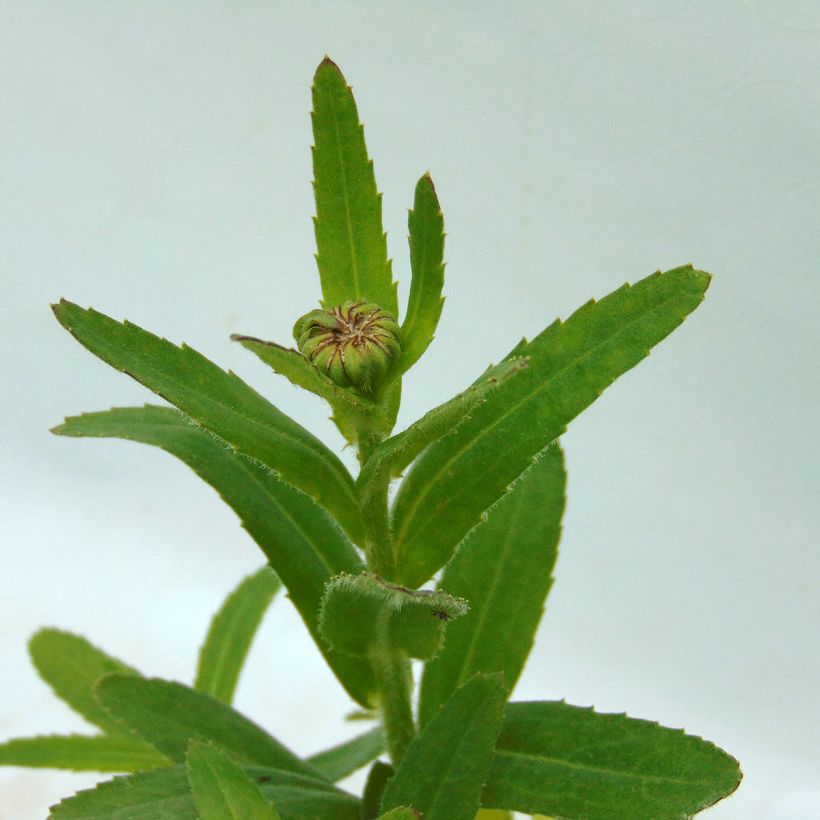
53,405 -> 375,707
482,701 -> 742,819
377,810 -> 420,820
307,726 -> 385,782
187,740 -> 281,819
311,57 -> 397,316
196,566 -> 281,705
475,812 -> 513,820
361,761 -> 394,820
0,734 -> 168,772
356,357 -> 527,578
392,265 -> 710,586
28,628 -> 140,735
94,675 -> 318,778
51,300 -> 364,544
419,446 -> 566,727
319,572 -> 468,661
399,173 -> 445,373
50,765 -> 360,820
380,673 -> 506,820
231,336 -> 391,441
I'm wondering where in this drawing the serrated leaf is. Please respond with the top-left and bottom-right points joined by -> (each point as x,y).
399,173 -> 445,373
28,628 -> 140,735
419,446 -> 566,727
94,676 -> 318,778
196,566 -> 281,705
307,726 -> 385,782
356,357 -> 527,577
51,300 -> 364,544
312,58 -> 397,316
319,572 -> 468,661
230,336 -> 391,442
53,405 -> 375,707
362,761 -> 394,820
49,764 -> 360,820
482,701 -> 742,819
379,673 -> 506,820
0,734 -> 168,772
186,740 -> 281,819
392,265 -> 710,586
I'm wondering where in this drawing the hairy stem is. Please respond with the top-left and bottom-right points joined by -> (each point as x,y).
370,641 -> 415,765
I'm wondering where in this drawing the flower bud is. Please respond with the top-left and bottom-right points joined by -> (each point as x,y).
293,301 -> 401,392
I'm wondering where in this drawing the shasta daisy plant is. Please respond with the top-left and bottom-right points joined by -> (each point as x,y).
1,58 -> 741,819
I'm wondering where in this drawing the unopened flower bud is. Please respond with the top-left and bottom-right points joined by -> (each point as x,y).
293,301 -> 401,392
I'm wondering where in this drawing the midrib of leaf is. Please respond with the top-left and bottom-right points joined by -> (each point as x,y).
494,748 -> 718,788
393,286 -> 689,546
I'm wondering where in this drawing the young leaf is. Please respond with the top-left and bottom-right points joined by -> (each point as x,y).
311,57 -> 398,316
50,765 -> 360,820
93,675 -> 318,778
51,300 -> 365,544
419,445 -> 566,727
186,740 -> 281,819
399,173 -> 445,373
379,673 -> 506,820
53,405 -> 375,707
362,761 -> 394,820
231,336 -> 391,440
196,565 -> 281,705
0,734 -> 168,772
391,265 -> 710,585
482,701 -> 742,819
319,572 -> 468,661
356,356 -> 527,577
28,628 -> 140,735
307,726 -> 385,782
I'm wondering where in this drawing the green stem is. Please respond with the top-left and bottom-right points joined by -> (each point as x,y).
370,645 -> 415,765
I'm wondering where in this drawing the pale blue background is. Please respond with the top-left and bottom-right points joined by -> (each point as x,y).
1,2 -> 819,817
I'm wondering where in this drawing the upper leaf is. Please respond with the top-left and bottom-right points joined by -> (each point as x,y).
379,673 -> 507,820
307,726 -> 385,782
312,58 -> 397,315
319,572 -> 468,661
0,733 -> 168,772
50,764 -> 360,820
28,628 -> 140,735
391,265 -> 710,586
195,566 -> 281,705
186,740 -> 281,819
398,173 -> 445,373
51,300 -> 364,544
93,675 -> 319,778
482,701 -> 742,819
419,445 -> 565,726
53,405 -> 375,707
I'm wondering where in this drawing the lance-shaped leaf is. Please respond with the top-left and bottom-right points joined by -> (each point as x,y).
392,265 -> 710,585
307,726 -> 385,782
312,58 -> 397,315
399,173 -> 445,373
380,673 -> 506,820
231,336 -> 391,443
319,572 -> 468,661
94,675 -> 319,778
51,300 -> 364,543
377,810 -> 420,819
50,765 -> 360,820
187,741 -> 281,819
482,701 -> 742,819
419,445 -> 566,727
53,405 -> 375,707
28,628 -> 140,735
356,357 -> 527,577
362,761 -> 394,820
0,734 -> 168,772
196,566 -> 281,705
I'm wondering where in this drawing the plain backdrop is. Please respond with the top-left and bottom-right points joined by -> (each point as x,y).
1,2 -> 819,818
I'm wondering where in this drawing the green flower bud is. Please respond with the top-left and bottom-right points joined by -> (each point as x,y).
293,301 -> 401,392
